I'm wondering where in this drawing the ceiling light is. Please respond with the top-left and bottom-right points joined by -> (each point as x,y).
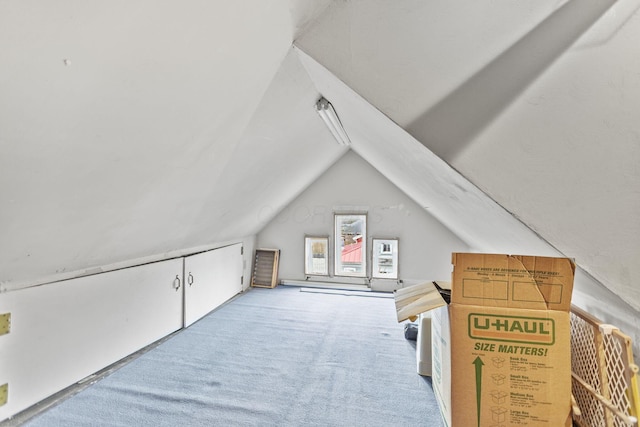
315,97 -> 351,146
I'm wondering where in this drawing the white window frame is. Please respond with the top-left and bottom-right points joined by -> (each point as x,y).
334,213 -> 367,277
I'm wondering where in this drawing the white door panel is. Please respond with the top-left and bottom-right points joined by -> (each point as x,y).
184,243 -> 243,327
0,258 -> 183,421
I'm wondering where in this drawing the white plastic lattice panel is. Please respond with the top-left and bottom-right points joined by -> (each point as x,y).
571,311 -> 607,426
571,305 -> 640,427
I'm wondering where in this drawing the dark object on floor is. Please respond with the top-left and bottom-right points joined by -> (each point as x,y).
404,323 -> 418,341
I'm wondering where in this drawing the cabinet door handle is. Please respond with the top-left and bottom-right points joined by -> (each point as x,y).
188,272 -> 194,286
174,275 -> 181,291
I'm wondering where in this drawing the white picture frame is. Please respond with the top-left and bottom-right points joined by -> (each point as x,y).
304,236 -> 329,276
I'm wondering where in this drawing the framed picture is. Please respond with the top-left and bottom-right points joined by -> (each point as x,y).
304,236 -> 329,276
372,238 -> 398,279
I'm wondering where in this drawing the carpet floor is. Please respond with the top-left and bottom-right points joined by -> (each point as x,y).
23,286 -> 443,426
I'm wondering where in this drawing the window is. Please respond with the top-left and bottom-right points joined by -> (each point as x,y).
334,214 -> 367,277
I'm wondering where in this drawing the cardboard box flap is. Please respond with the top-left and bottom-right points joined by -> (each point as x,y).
451,253 -> 575,310
393,281 -> 450,322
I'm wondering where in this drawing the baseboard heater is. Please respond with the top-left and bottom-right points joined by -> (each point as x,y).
280,279 -> 371,292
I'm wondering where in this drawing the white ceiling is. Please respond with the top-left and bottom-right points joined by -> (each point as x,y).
1,1 -> 638,318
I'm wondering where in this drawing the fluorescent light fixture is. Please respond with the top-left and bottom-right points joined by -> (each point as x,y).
315,97 -> 351,146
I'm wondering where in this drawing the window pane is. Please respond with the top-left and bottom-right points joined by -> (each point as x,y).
334,214 -> 366,277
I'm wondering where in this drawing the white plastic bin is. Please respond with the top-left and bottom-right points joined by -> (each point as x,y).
416,312 -> 432,376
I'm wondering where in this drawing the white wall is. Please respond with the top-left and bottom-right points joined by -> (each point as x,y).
257,150 -> 470,290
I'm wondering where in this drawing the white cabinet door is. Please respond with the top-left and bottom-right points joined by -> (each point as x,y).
184,243 -> 243,327
0,258 -> 184,422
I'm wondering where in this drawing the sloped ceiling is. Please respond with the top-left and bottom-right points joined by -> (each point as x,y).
0,0 -> 335,287
1,0 -> 638,320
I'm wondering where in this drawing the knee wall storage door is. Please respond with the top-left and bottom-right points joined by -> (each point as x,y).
0,258 -> 184,422
0,244 -> 244,421
183,243 -> 244,327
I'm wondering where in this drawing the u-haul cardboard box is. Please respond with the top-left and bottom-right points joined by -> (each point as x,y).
448,253 -> 575,427
395,253 -> 576,427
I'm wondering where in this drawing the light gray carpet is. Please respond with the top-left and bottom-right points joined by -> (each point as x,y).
23,286 -> 443,426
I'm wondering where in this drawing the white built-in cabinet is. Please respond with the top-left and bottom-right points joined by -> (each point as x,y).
0,244 -> 244,422
184,243 -> 244,327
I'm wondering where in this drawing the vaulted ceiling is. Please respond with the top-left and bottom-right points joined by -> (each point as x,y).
1,1 -> 638,318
